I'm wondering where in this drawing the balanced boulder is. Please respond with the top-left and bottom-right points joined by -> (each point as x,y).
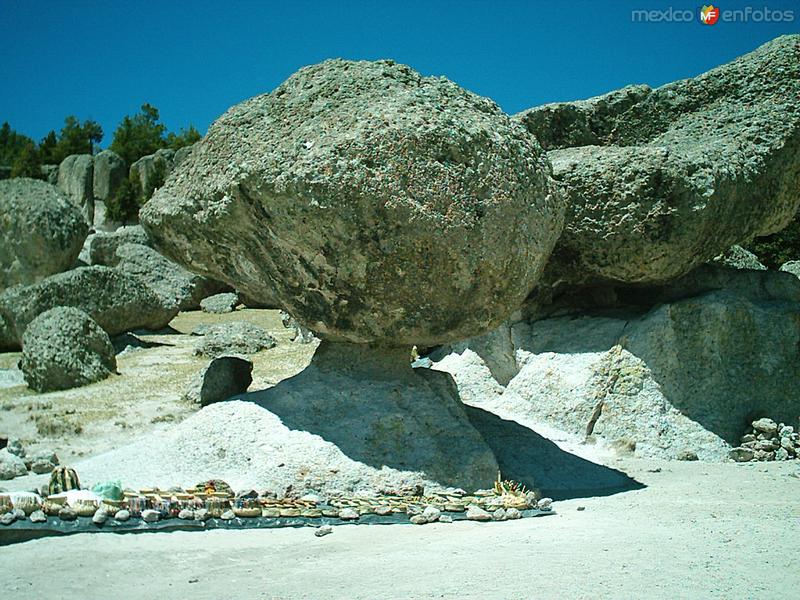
184,355 -> 253,406
141,58 -> 564,346
20,306 -> 117,392
57,154 -> 94,224
0,266 -> 178,346
518,35 -> 800,285
0,178 -> 88,292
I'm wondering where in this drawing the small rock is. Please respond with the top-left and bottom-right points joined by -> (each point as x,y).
506,507 -> 522,519
524,491 -> 539,508
12,508 -> 25,520
538,498 -> 553,511
729,447 -> 755,462
775,448 -> 790,461
676,449 -> 699,461
0,449 -> 27,480
114,509 -> 130,521
781,437 -> 795,451
178,509 -> 194,520
338,508 -> 359,521
193,508 -> 209,521
465,505 -> 492,522
6,439 -> 24,458
200,292 -> 239,314
299,493 -> 323,504
375,505 -> 393,516
405,504 -> 423,516
421,506 -> 441,523
315,525 -> 333,537
29,510 -> 47,523
438,515 -> 453,523
741,434 -> 756,443
92,510 -> 108,525
752,418 -> 778,437
492,508 -> 507,521
0,512 -> 14,525
58,507 -> 77,521
756,439 -> 778,451
141,509 -> 160,523
576,506 -> 586,512
409,514 -> 428,525
220,509 -> 235,521
261,508 -> 280,518
779,425 -> 794,438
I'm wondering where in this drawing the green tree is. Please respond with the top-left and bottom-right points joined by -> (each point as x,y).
53,116 -> 103,162
38,130 -> 59,164
110,103 -> 167,166
10,141 -> 42,179
106,174 -> 145,222
746,215 -> 800,268
166,124 -> 201,150
0,121 -> 36,169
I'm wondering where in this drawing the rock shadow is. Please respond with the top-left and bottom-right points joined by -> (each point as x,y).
465,406 -> 644,500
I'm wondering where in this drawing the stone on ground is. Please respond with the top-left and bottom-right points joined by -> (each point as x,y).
192,321 -> 276,358
20,306 -> 117,392
517,35 -> 800,285
200,292 -> 239,314
0,266 -> 179,347
0,449 -> 27,480
184,355 -> 253,406
0,178 -> 88,292
141,58 -> 564,346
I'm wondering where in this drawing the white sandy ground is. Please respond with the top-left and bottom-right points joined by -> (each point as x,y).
2,457 -> 799,600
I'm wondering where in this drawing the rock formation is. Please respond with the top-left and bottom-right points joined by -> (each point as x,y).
0,178 -> 88,292
92,149 -> 126,203
517,35 -> 800,286
57,154 -> 94,224
20,306 -> 117,392
141,58 -> 564,346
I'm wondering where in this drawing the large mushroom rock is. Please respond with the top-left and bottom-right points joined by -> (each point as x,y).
57,154 -> 95,225
0,265 -> 178,348
0,178 -> 88,293
141,58 -> 564,347
517,35 -> 800,286
20,306 -> 117,393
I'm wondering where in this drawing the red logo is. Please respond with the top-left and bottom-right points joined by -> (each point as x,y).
700,5 -> 720,25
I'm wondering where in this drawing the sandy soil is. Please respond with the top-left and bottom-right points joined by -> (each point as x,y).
2,457 -> 799,600
0,309 -> 316,465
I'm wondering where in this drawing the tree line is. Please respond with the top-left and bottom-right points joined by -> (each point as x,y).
0,103 -> 201,179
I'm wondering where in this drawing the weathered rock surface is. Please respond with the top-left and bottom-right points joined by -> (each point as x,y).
173,144 -> 194,168
711,246 -> 766,271
92,149 -> 126,202
435,267 -> 800,460
518,35 -> 800,286
200,292 -> 239,314
780,261 -> 800,279
20,306 -> 117,392
141,58 -> 564,346
57,154 -> 94,224
0,449 -> 27,480
0,178 -> 88,292
184,355 -> 254,406
130,148 -> 174,198
192,321 -> 276,358
88,225 -> 151,266
0,266 -> 178,347
114,243 -> 228,311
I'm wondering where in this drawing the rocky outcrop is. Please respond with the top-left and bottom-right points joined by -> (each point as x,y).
57,154 -> 94,224
184,355 -> 253,406
130,148 -> 174,198
0,178 -> 88,292
92,149 -> 126,202
434,266 -> 800,460
0,266 -> 179,347
518,35 -> 800,286
87,225 -> 151,266
780,260 -> 800,279
20,306 -> 117,392
114,243 -> 229,311
141,58 -> 564,346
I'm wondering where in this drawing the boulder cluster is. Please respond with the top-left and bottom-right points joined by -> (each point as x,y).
729,418 -> 799,462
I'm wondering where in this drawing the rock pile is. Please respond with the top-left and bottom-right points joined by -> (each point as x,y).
729,418 -> 799,462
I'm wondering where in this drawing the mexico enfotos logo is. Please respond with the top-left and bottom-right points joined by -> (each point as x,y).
632,4 -> 795,23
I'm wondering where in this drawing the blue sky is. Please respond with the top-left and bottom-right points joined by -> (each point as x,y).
0,0 -> 797,145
